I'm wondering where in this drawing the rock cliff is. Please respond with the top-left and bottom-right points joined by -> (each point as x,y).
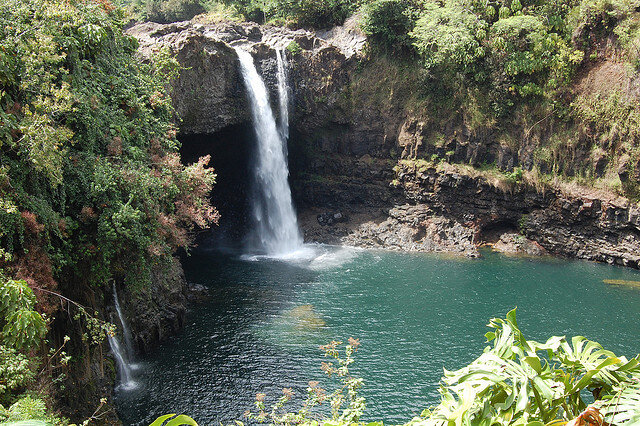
127,19 -> 640,268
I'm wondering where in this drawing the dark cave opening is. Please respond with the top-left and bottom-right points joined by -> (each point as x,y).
478,220 -> 519,244
179,122 -> 312,251
179,123 -> 257,250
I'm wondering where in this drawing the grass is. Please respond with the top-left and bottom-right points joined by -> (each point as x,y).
396,156 -> 638,206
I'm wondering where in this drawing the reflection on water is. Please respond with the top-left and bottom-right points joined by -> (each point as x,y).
116,246 -> 640,425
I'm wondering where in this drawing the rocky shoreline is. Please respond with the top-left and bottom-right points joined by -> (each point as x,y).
296,160 -> 640,268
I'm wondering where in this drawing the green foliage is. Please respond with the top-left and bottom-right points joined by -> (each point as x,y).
0,347 -> 34,400
409,308 -> 640,425
571,0 -> 638,49
361,0 -> 420,54
411,4 -> 487,74
0,0 -> 217,293
0,278 -> 46,352
0,277 -> 46,408
149,414 -> 199,426
283,0 -> 360,28
164,313 -> 640,425
504,166 -> 524,184
286,41 -> 302,55
489,15 -> 582,95
0,397 -> 51,425
0,0 -> 216,417
213,0 -> 360,28
572,92 -> 640,147
196,1 -> 244,22
142,0 -> 206,23
614,12 -> 640,68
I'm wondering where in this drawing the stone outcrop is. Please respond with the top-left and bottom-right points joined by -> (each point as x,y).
53,256 -> 195,422
128,19 -> 640,268
396,162 -> 640,267
122,256 -> 191,354
299,158 -> 640,266
127,20 -> 363,135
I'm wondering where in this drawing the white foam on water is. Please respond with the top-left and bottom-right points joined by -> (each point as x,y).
239,244 -> 361,271
307,246 -> 361,271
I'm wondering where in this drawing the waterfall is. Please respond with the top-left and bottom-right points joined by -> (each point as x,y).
108,334 -> 135,389
113,286 -> 134,358
235,47 -> 303,257
109,286 -> 137,390
275,49 -> 289,140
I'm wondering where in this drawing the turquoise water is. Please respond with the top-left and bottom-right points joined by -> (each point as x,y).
116,247 -> 640,425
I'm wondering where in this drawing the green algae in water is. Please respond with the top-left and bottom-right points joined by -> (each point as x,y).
603,279 -> 640,287
284,304 -> 327,329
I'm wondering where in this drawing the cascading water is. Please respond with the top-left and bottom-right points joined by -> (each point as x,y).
235,47 -> 303,257
109,286 -> 137,390
275,49 -> 289,140
108,334 -> 135,389
113,285 -> 134,358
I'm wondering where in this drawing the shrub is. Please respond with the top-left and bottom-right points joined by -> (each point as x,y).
292,0 -> 358,29
0,0 -> 217,293
165,311 -> 640,425
411,3 -> 488,74
361,0 -> 421,54
571,0 -> 637,49
486,14 -> 582,112
143,0 -> 207,23
196,1 -> 243,22
411,309 -> 640,425
286,40 -> 302,55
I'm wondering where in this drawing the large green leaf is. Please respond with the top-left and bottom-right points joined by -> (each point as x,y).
149,414 -> 198,426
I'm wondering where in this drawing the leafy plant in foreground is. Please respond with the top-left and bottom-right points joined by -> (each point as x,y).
410,308 -> 640,425
148,310 -> 640,425
243,338 -> 364,425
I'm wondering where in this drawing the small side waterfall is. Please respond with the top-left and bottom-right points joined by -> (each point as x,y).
113,286 -> 134,358
275,49 -> 289,140
109,286 -> 137,390
235,47 -> 303,257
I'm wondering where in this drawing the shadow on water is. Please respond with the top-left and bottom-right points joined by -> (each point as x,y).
116,247 -> 640,425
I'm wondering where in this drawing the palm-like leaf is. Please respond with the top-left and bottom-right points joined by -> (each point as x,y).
411,309 -> 640,426
594,381 -> 640,424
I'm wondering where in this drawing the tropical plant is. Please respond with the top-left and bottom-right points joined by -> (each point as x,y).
243,338 -> 365,425
411,3 -> 488,74
0,277 -> 46,402
143,0 -> 207,23
408,308 -> 640,425
0,0 -> 217,419
361,0 -> 421,54
150,414 -> 199,426
148,312 -> 640,425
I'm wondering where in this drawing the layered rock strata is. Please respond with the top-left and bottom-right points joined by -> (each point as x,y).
128,20 -> 640,268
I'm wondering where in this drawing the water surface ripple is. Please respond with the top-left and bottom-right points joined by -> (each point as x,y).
116,247 -> 640,425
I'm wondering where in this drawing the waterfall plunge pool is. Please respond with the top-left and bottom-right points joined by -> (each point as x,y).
115,246 -> 640,425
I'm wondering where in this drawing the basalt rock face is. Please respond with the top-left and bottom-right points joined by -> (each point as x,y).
120,257 -> 192,355
128,21 -> 248,134
128,19 -> 640,267
127,19 -> 366,137
56,257 -> 193,422
396,162 -> 640,267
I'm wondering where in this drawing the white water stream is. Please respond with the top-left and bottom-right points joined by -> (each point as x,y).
235,48 -> 304,258
276,49 -> 289,140
109,286 -> 138,390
